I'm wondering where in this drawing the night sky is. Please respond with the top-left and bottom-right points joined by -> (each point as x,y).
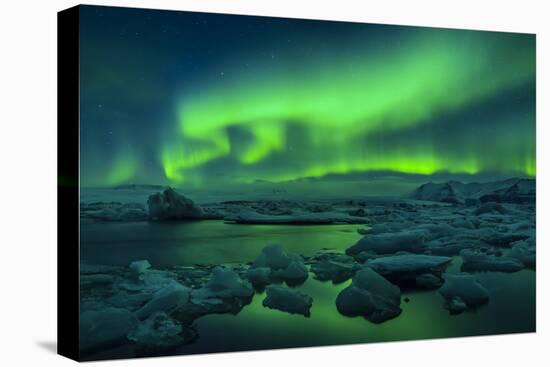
79,5 -> 536,189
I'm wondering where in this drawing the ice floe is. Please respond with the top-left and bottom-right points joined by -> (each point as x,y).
148,187 -> 204,220
80,307 -> 138,353
460,249 -> 524,273
366,254 -> 451,288
262,285 -> 313,317
336,268 -> 402,323
346,232 -> 425,255
438,273 -> 489,314
250,244 -> 309,285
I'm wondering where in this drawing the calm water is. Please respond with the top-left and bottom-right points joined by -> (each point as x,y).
81,220 -> 536,359
80,220 -> 363,266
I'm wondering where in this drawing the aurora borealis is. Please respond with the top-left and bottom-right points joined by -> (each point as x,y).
79,6 -> 536,189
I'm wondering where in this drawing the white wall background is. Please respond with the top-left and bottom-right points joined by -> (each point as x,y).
0,0 -> 547,366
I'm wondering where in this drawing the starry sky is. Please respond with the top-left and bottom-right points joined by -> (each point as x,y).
79,5 -> 536,189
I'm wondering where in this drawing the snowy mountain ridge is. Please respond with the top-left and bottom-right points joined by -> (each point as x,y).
410,178 -> 535,204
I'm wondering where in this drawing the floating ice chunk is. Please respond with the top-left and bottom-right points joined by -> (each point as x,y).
129,260 -> 151,276
368,254 -> 451,275
80,263 -> 120,275
336,267 -> 402,323
410,223 -> 457,241
425,238 -> 476,256
447,297 -> 468,315
253,244 -> 292,270
112,267 -> 180,311
311,259 -> 357,284
439,273 -> 489,312
189,267 -> 254,315
415,273 -> 444,289
502,221 -> 534,233
136,282 -> 190,320
251,244 -> 309,285
109,291 -> 153,311
80,202 -> 148,222
148,187 -> 203,220
509,239 -> 536,268
128,312 -> 195,350
348,208 -> 367,217
346,232 -> 425,255
80,274 -> 115,290
460,249 -> 524,273
119,207 -> 149,221
366,254 -> 450,288
354,251 -> 378,263
473,202 -> 509,216
245,267 -> 271,287
262,285 -> 313,317
203,266 -> 254,298
80,307 -> 138,354
479,230 -> 529,248
450,217 -> 476,230
366,222 -> 408,235
271,260 -> 308,284
121,269 -> 177,292
357,227 -> 369,235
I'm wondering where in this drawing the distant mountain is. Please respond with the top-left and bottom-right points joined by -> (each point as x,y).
410,178 -> 535,204
114,184 -> 166,190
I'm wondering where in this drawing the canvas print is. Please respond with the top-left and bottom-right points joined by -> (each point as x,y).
74,5 -> 535,361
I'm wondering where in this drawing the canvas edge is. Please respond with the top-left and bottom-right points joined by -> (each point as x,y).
57,4 -> 81,362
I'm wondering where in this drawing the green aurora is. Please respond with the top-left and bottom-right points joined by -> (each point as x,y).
79,8 -> 536,188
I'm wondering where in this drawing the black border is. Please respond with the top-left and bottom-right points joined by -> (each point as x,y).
57,5 -> 80,362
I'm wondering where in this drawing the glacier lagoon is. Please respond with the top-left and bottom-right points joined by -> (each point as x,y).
79,193 -> 536,360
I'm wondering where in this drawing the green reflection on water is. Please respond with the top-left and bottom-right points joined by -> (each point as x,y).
80,220 -> 535,356
81,220 -> 363,266
180,267 -> 534,355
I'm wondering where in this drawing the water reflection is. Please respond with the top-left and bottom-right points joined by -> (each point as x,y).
80,220 -> 535,357
81,220 -> 363,266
